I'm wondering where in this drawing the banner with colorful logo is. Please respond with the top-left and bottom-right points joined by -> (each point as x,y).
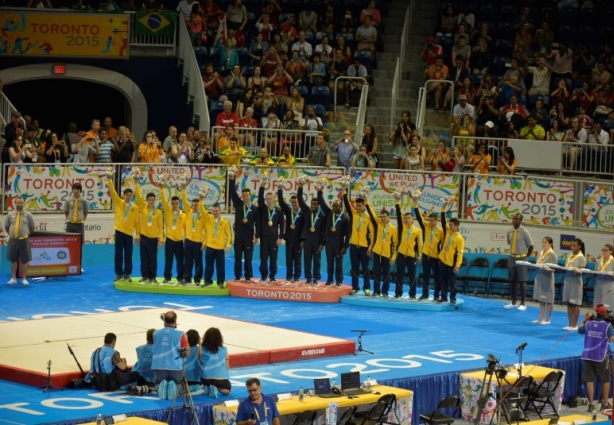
0,12 -> 129,58
6,165 -> 112,212
134,11 -> 177,38
582,183 -> 614,230
465,176 -> 574,225
232,166 -> 346,206
120,165 -> 227,210
349,169 -> 460,217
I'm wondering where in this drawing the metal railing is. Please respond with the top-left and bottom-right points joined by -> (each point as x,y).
390,58 -> 401,130
417,79 -> 454,138
333,76 -> 368,115
177,17 -> 210,132
354,82 -> 370,143
452,136 -> 614,178
400,6 -> 410,66
0,93 -> 24,139
209,126 -> 323,159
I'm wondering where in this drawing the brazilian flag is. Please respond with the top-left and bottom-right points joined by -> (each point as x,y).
135,11 -> 177,38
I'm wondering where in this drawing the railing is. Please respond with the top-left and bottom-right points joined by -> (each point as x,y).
417,79 -> 454,138
452,136 -> 614,178
390,58 -> 401,130
125,11 -> 176,52
177,17 -> 210,132
354,82 -> 370,143
400,6 -> 410,66
0,93 -> 24,138
209,126 -> 323,159
333,76 -> 368,115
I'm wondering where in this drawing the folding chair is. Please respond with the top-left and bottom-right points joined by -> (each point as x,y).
523,371 -> 564,419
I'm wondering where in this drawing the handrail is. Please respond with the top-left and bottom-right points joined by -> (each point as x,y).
333,76 -> 368,115
400,6 -> 410,65
177,18 -> 210,132
418,79 -> 454,137
390,58 -> 401,130
354,83 -> 370,143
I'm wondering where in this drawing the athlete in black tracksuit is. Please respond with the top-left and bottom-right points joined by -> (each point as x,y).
278,186 -> 303,283
318,189 -> 350,286
297,185 -> 325,285
257,185 -> 285,282
229,174 -> 259,281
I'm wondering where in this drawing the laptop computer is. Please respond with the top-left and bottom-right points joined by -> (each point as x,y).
313,378 -> 341,398
341,371 -> 372,395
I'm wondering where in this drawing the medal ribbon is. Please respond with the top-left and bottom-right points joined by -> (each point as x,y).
214,217 -> 219,238
311,207 -> 322,228
405,224 -> 414,241
291,209 -> 301,227
268,207 -> 276,222
192,212 -> 199,231
172,210 -> 179,228
123,202 -> 132,222
357,212 -> 366,230
445,232 -> 457,251
148,207 -> 155,226
382,223 -> 390,241
333,212 -> 343,229
244,203 -> 252,220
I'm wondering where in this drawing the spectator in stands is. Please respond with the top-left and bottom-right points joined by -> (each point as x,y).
214,22 -> 239,74
533,21 -> 554,56
445,56 -> 470,109
4,111 -> 25,151
260,0 -> 280,28
498,75 -> 524,106
470,36 -> 490,75
453,114 -> 476,158
547,118 -> 565,142
176,0 -> 197,24
564,117 -> 587,170
9,135 -> 33,163
249,146 -> 274,166
238,107 -> 258,147
457,4 -> 475,32
514,6 -> 535,32
219,136 -> 247,165
225,0 -> 247,32
587,121 -> 609,174
172,132 -> 193,164
23,124 -> 42,163
340,7 -> 355,34
261,106 -> 281,155
334,130 -> 359,171
255,14 -> 273,42
360,124 -> 379,167
279,15 -> 298,45
285,50 -> 308,81
102,117 -> 118,140
189,4 -> 204,46
550,78 -> 570,112
307,53 -> 327,86
261,47 -> 283,78
298,8 -> 318,40
307,134 -> 330,167
268,66 -> 293,105
451,36 -> 471,70
438,4 -> 456,38
593,83 -> 614,119
225,65 -> 247,105
162,126 -> 178,161
292,31 -> 313,61
214,101 -> 239,146
421,36 -> 443,67
236,89 -> 256,119
520,114 -> 546,140
526,57 -> 552,103
114,127 -> 137,163
201,139 -> 220,164
248,65 -> 267,100
281,110 -> 300,149
450,145 -> 465,173
336,35 -> 353,64
201,0 -> 221,33
592,62 -> 612,93
458,77 -> 476,106
468,142 -> 491,175
452,95 -> 475,119
315,35 -> 333,65
139,130 -> 165,163
429,141 -> 449,172
318,2 -> 336,40
329,48 -> 348,102
513,24 -> 533,66
95,130 -> 115,163
203,63 -> 226,102
346,58 -> 368,108
249,33 -> 268,65
360,0 -> 382,27
476,94 -> 499,134
403,144 -> 424,171
256,86 -> 279,118
501,94 -> 529,120
470,22 -> 493,50
192,131 -> 207,163
577,105 -> 592,129
549,42 -> 573,82
550,102 -> 570,130
217,124 -> 239,152
44,133 -> 69,163
571,81 -> 594,116
475,74 -> 496,100
277,145 -> 295,167
72,134 -> 98,163
424,55 -> 449,110
351,144 -> 375,168
497,147 -> 517,175
61,122 -> 79,161
301,105 -> 323,146
532,98 -> 549,129
573,44 -> 595,80
390,121 -> 410,170
453,23 -> 469,47
355,15 -> 377,58
286,86 -> 305,122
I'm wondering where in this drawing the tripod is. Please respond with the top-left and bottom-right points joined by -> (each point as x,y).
38,360 -> 63,393
475,359 -> 511,425
167,356 -> 200,425
352,330 -> 373,355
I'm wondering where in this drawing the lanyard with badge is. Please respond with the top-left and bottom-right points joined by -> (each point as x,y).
253,401 -> 268,425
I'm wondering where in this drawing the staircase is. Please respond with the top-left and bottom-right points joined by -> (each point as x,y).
368,1 -> 440,169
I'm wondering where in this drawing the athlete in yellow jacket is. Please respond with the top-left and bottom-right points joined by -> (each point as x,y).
135,183 -> 164,283
366,201 -> 397,298
161,188 -> 187,284
395,195 -> 422,299
343,189 -> 375,295
202,203 -> 232,288
182,188 -> 206,285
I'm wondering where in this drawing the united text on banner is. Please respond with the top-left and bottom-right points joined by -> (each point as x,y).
582,182 -> 614,230
349,169 -> 460,216
465,176 -> 574,225
0,12 -> 129,58
6,165 -> 112,212
120,165 -> 227,210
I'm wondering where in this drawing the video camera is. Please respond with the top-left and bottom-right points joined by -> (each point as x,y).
178,347 -> 189,358
588,305 -> 614,325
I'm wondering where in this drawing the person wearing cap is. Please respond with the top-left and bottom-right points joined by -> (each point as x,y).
4,111 -> 25,149
504,213 -> 534,312
578,304 -> 614,411
452,94 -> 475,120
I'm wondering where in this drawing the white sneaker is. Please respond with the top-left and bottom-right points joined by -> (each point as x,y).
7,278 -> 16,284
517,305 -> 527,311
569,326 -> 578,331
541,320 -> 551,325
503,303 -> 517,309
562,326 -> 571,331
531,319 -> 543,324
22,279 -> 29,286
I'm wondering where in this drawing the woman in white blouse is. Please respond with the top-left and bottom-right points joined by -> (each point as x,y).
532,237 -> 556,325
593,244 -> 614,309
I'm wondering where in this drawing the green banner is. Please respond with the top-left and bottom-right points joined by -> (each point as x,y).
134,11 -> 177,38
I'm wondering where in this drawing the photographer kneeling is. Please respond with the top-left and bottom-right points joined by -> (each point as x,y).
87,333 -> 139,391
579,305 -> 614,411
152,311 -> 190,400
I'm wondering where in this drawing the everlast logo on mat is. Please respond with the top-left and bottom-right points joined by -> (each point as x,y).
301,348 -> 325,356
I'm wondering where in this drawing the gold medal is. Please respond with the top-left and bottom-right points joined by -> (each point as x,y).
268,220 -> 273,226
242,218 -> 248,223
290,224 -> 296,229
310,227 -> 315,232
332,227 -> 337,232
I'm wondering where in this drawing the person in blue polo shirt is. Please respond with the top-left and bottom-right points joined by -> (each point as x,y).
152,311 -> 190,400
236,377 -> 280,425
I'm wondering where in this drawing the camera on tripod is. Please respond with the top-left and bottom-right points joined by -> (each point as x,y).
178,347 -> 189,358
486,354 -> 508,379
588,305 -> 614,324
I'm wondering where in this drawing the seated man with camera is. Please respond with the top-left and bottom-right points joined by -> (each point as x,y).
152,311 -> 190,400
86,332 -> 139,391
578,305 -> 614,411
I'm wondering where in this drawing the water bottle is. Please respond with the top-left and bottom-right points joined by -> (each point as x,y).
96,413 -> 103,425
592,408 -> 597,421
366,375 -> 371,390
331,378 -> 336,389
299,386 -> 304,401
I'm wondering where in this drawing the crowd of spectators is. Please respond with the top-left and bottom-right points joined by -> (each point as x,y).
418,0 -> 614,176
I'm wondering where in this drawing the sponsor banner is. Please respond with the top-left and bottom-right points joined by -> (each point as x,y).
6,165 -> 112,212
119,164 -> 227,211
232,166 -> 345,207
583,183 -> 614,230
228,280 -> 351,303
465,176 -> 574,225
134,11 -> 177,38
349,169 -> 460,216
559,234 -> 576,251
28,234 -> 82,276
269,341 -> 355,363
0,12 -> 129,58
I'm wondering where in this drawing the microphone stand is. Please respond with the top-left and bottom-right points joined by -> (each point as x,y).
515,345 -> 525,378
38,360 -> 63,393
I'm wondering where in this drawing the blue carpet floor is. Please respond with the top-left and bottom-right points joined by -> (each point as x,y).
0,250 -> 585,425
